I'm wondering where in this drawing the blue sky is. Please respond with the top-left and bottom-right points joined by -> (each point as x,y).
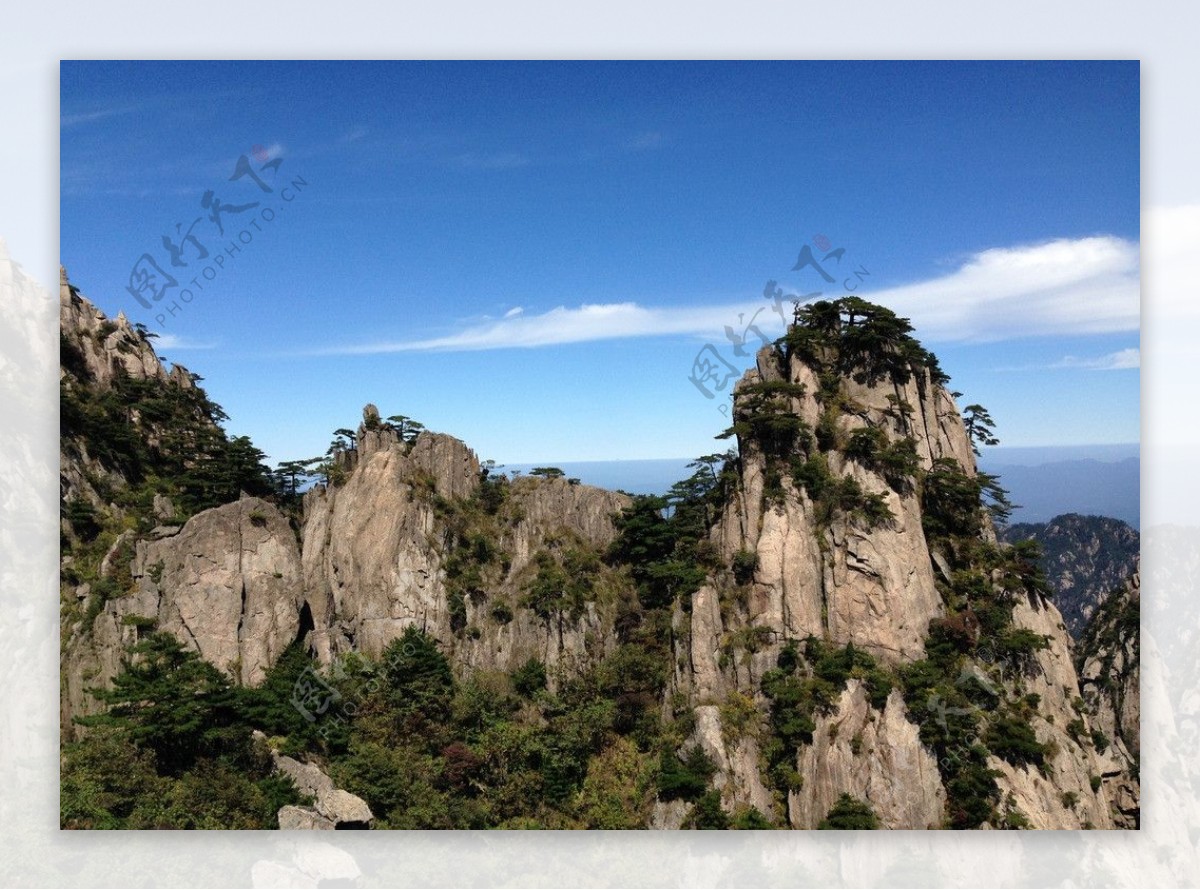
60,61 -> 1140,466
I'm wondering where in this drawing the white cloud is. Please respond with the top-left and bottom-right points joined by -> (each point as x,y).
503,306 -> 524,319
312,235 -> 1140,356
313,302 -> 765,355
154,333 -> 216,350
1053,348 -> 1141,371
869,236 -> 1139,342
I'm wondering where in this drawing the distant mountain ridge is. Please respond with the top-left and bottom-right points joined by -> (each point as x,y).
980,455 -> 1139,529
1000,513 -> 1140,637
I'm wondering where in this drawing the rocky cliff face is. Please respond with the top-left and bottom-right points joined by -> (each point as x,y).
788,682 -> 946,829
1000,514 -> 1140,637
1076,569 -> 1140,827
301,407 -> 630,680
61,288 -> 1137,830
704,347 -> 962,669
666,302 -> 1121,828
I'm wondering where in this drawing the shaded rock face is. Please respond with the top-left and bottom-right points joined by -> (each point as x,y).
788,681 -> 945,829
132,496 -> 304,685
61,497 -> 305,728
1000,514 -> 1140,637
1077,569 -> 1141,827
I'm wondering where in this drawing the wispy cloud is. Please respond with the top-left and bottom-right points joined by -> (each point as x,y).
154,334 -> 216,351
1053,348 -> 1140,371
871,236 -> 1139,342
308,235 -> 1140,356
61,104 -> 139,128
308,302 -> 760,355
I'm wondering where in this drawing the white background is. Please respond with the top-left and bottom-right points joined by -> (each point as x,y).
2,2 -> 1197,886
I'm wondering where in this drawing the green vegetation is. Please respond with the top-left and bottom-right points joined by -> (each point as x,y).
385,414 -> 425,444
61,295 -> 1078,832
61,350 -> 273,519
781,297 -> 949,388
62,633 -> 303,828
758,639 -> 892,801
818,793 -> 879,829
962,404 -> 1000,454
731,549 -> 759,585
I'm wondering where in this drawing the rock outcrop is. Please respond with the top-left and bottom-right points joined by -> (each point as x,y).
132,496 -> 304,685
666,310 -> 1118,828
788,681 -> 945,829
59,267 -> 172,390
61,496 -> 305,726
987,591 -> 1116,829
258,734 -> 374,829
703,348 -> 957,670
60,287 -> 1137,831
301,408 -> 631,682
1076,569 -> 1141,827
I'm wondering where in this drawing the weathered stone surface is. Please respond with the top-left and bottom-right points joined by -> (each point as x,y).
63,496 -> 306,728
789,681 -> 945,829
988,591 -> 1115,829
301,434 -> 465,660
277,805 -> 334,830
690,704 -> 775,819
268,746 -> 373,829
701,345 -> 954,670
821,459 -> 943,662
274,754 -> 336,800
315,789 -> 374,827
1077,569 -> 1140,827
302,420 -> 630,679
507,476 -> 629,570
152,493 -> 176,521
134,496 -> 304,685
60,270 -> 169,389
648,799 -> 689,830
